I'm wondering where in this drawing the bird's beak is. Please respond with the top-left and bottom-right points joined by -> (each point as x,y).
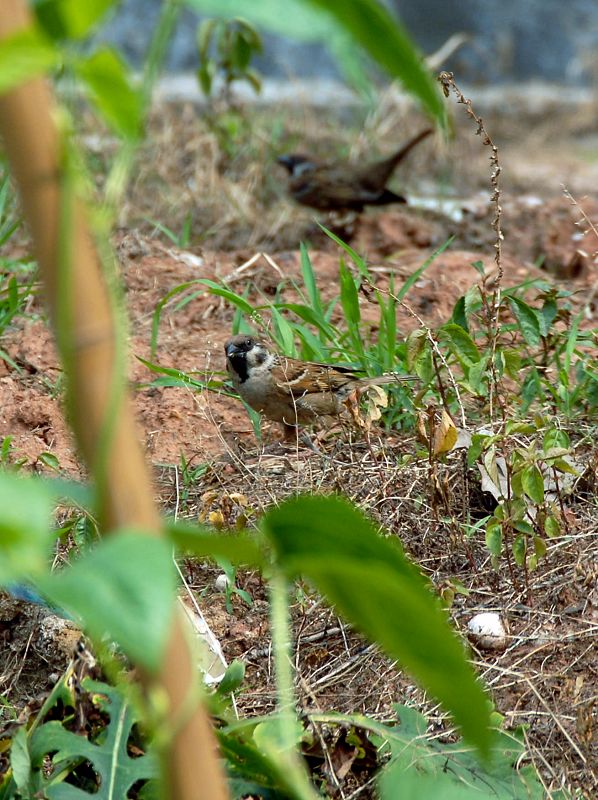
225,342 -> 240,358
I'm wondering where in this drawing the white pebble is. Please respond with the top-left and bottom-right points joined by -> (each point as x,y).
467,612 -> 507,651
214,574 -> 231,592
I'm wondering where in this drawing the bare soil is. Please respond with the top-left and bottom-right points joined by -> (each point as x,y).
0,98 -> 597,797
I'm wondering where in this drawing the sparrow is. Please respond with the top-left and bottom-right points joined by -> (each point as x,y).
277,128 -> 432,212
225,334 -> 415,436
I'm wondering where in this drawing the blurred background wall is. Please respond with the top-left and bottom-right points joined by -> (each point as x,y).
97,0 -> 598,85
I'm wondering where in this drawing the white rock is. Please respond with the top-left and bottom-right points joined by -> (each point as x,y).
467,612 -> 507,651
214,574 -> 231,592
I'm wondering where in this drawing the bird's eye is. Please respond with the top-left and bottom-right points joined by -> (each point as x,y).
245,338 -> 252,347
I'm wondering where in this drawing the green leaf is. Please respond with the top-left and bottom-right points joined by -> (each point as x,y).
168,522 -> 265,568
396,238 -> 454,302
34,0 -> 117,40
512,534 -> 526,567
30,679 -> 158,797
544,515 -> 560,538
74,48 -> 143,140
200,279 -> 256,315
406,329 -> 427,371
217,659 -> 246,695
378,708 -> 556,800
275,303 -> 337,340
450,295 -> 468,331
485,521 -> 502,557
10,726 -> 31,795
467,356 -> 488,393
533,536 -> 547,560
440,323 -> 481,367
305,0 -> 445,125
521,464 -> 544,505
338,259 -> 361,326
321,225 -> 370,278
542,428 -> 570,452
299,242 -> 323,317
270,307 -> 296,356
188,0 -> 448,116
538,296 -> 557,337
0,472 -> 53,584
38,533 -> 176,673
502,348 -> 521,379
0,26 -> 60,93
508,296 -> 542,348
262,495 -> 491,755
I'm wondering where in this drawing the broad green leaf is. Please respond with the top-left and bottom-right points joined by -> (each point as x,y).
0,27 -> 60,93
379,707 -> 559,800
505,421 -> 537,435
467,433 -> 491,467
10,726 -> 31,795
440,323 -> 481,367
538,296 -> 557,337
467,356 -> 488,393
262,495 -> 491,755
74,48 -> 143,140
521,464 -> 544,505
217,660 -> 246,695
502,348 -> 522,379
186,0 -> 447,124
450,295 -> 468,331
508,297 -> 542,348
168,522 -> 265,568
39,532 -> 176,673
512,534 -> 526,567
406,329 -> 427,371
30,679 -> 158,798
34,0 -> 117,40
305,0 -> 445,124
533,536 -> 547,559
485,521 -> 502,556
544,515 -> 560,538
542,428 -> 569,451
0,472 -> 53,584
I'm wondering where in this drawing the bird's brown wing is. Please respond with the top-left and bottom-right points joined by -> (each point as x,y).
289,168 -> 382,211
271,356 -> 359,395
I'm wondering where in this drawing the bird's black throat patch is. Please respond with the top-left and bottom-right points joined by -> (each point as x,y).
228,352 -> 249,382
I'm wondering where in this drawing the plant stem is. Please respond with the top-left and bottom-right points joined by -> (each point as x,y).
269,569 -> 318,800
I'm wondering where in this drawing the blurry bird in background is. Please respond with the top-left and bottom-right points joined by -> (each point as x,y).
277,127 -> 432,213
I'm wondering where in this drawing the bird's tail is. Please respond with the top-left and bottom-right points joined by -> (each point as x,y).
369,188 -> 407,206
369,127 -> 433,186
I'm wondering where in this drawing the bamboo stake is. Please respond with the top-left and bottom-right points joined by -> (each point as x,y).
0,2 -> 228,798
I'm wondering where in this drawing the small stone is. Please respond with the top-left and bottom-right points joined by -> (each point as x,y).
467,612 -> 507,651
215,574 -> 231,592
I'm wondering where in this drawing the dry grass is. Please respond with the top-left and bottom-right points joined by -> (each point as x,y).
156,422 -> 597,798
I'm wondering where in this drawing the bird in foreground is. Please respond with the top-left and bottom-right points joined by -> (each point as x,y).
225,334 -> 415,438
276,128 -> 433,212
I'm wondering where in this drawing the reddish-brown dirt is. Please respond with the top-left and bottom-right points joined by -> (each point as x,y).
1,103 -> 597,797
2,193 -> 596,472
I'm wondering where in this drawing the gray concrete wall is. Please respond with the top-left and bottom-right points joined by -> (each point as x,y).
96,0 -> 598,85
